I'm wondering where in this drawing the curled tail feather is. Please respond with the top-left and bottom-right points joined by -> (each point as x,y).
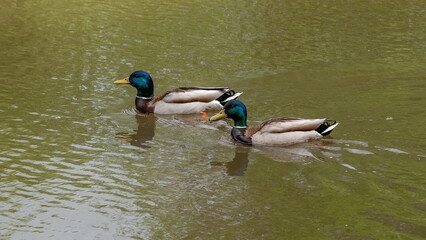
216,90 -> 243,106
315,120 -> 339,136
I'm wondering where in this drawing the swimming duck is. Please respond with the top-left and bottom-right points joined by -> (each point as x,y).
114,71 -> 242,114
210,100 -> 339,146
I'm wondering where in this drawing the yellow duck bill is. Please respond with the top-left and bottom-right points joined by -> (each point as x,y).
114,78 -> 130,84
210,110 -> 227,121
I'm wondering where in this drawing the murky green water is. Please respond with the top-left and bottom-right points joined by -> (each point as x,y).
1,0 -> 425,239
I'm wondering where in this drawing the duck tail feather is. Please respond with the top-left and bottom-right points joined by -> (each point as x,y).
216,90 -> 243,106
315,120 -> 339,136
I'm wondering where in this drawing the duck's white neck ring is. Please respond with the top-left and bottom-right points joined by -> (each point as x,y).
234,126 -> 247,129
136,96 -> 153,100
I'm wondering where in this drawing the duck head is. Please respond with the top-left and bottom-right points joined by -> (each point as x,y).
114,71 -> 154,98
210,100 -> 248,127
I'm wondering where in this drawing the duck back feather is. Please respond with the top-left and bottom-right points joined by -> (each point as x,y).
160,87 -> 229,103
246,118 -> 327,137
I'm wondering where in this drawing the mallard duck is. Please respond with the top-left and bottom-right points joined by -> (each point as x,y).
210,100 -> 339,146
114,71 -> 242,114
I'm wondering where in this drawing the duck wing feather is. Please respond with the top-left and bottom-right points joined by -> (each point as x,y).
159,87 -> 229,103
245,118 -> 326,137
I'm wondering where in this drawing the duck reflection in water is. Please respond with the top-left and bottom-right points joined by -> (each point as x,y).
116,114 -> 156,149
211,146 -> 250,176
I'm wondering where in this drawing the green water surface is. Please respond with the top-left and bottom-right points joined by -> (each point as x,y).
0,0 -> 425,239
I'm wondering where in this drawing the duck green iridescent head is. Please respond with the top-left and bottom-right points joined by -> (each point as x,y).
210,100 -> 248,127
114,71 -> 154,98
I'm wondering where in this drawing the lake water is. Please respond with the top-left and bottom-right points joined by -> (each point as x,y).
1,0 -> 425,239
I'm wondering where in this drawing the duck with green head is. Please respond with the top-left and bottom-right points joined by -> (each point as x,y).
210,100 -> 339,146
114,71 -> 242,114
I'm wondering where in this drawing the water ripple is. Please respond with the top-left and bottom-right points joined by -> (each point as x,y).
1,0 -> 425,239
